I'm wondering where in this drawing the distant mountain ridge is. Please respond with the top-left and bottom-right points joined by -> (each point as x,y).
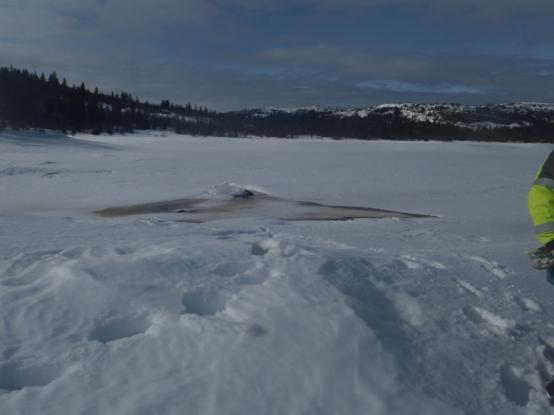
241,102 -> 554,130
230,103 -> 554,142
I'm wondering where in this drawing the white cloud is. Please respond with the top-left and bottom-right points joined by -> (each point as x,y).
356,80 -> 491,95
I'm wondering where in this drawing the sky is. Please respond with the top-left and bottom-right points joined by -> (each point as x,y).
1,0 -> 554,110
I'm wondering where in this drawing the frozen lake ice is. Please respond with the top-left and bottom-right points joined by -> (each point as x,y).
0,130 -> 552,414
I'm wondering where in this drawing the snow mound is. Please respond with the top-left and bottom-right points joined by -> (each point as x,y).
203,182 -> 257,199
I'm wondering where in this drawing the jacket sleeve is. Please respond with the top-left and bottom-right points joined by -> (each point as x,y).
529,151 -> 554,246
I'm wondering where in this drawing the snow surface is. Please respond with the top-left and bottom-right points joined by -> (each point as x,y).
1,130 -> 553,414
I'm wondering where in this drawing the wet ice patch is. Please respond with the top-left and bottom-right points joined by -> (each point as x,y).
96,183 -> 433,222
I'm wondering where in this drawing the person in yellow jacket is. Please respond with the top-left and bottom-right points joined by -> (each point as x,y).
529,150 -> 554,280
529,150 -> 554,400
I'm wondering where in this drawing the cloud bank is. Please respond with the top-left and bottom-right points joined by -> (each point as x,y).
0,0 -> 553,109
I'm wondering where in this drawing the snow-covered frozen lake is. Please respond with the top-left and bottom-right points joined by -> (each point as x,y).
0,130 -> 553,414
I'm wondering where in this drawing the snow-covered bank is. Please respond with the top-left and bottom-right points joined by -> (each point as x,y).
1,131 -> 553,414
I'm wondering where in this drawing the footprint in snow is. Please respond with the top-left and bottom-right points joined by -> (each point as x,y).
88,314 -> 151,344
538,338 -> 554,364
250,239 -> 281,256
181,287 -> 228,316
455,280 -> 482,298
470,256 -> 510,279
398,256 -> 420,270
544,345 -> 554,364
250,242 -> 270,256
213,261 -> 252,278
499,364 -> 531,407
1,274 -> 43,287
1,250 -> 65,287
213,229 -> 258,240
113,246 -> 137,256
250,238 -> 297,258
515,296 -> 542,313
2,250 -> 61,278
246,324 -> 268,338
400,255 -> 447,270
0,361 -> 64,392
400,228 -> 438,241
466,235 -> 489,243
2,346 -> 19,361
463,306 -> 518,336
232,267 -> 271,286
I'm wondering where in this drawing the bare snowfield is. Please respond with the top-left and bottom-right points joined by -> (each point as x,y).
0,130 -> 553,414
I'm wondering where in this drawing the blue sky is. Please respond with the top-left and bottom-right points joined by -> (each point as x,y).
1,0 -> 554,110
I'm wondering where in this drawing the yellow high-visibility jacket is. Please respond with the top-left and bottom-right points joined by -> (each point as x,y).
529,151 -> 554,246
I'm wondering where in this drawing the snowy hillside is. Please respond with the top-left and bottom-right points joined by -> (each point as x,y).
245,102 -> 554,131
1,130 -> 553,414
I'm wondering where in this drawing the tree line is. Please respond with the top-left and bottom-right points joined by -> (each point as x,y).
0,66 -> 214,135
1,65 -> 553,142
